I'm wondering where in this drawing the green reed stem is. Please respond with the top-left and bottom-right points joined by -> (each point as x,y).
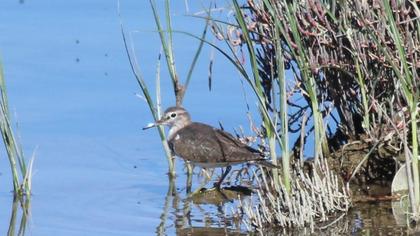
150,0 -> 177,86
183,17 -> 209,101
232,0 -> 285,190
354,60 -> 369,130
383,0 -> 419,213
155,50 -> 176,177
283,1 -> 327,159
0,60 -> 32,197
276,35 -> 290,192
119,16 -> 175,176
411,111 -> 419,206
121,2 -> 209,176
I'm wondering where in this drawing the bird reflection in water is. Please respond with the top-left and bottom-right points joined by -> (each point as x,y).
155,170 -> 253,236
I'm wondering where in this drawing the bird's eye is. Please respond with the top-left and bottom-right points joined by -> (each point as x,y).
170,113 -> 177,118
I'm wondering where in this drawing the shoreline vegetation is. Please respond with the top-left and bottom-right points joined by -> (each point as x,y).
0,61 -> 33,199
124,0 -> 420,233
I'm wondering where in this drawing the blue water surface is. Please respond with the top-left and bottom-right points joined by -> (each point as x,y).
0,1 -> 257,235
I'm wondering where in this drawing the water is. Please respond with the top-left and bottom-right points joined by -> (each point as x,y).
0,1 -> 412,235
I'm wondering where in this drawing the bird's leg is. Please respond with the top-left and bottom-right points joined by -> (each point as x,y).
213,166 -> 232,202
214,166 -> 232,190
185,162 -> 193,194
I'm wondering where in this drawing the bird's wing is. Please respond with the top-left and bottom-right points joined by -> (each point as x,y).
171,122 -> 264,164
212,127 -> 264,162
170,123 -> 226,163
213,128 -> 258,151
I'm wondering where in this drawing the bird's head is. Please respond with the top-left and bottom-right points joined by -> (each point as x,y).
143,106 -> 191,130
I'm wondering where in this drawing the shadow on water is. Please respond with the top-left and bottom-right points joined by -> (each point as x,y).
7,196 -> 30,236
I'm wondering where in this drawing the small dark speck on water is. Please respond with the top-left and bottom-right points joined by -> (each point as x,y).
75,39 -> 80,44
104,72 -> 108,76
75,58 -> 80,63
133,165 -> 137,169
137,201 -> 141,205
104,53 -> 108,57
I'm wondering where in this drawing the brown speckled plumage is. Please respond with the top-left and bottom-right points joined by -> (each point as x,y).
168,122 -> 265,167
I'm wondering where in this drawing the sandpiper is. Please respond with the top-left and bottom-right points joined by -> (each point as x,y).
144,106 -> 275,189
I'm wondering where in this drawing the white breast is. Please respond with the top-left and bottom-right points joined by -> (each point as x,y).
168,125 -> 182,140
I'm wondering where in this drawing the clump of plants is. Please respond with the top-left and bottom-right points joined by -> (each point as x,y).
205,0 -> 419,229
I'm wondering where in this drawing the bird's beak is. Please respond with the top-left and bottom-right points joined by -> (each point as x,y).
142,117 -> 167,130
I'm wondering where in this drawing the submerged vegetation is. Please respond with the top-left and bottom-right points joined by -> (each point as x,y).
0,61 -> 33,198
126,0 -> 420,232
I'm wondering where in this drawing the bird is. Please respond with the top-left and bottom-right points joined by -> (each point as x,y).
144,106 -> 276,189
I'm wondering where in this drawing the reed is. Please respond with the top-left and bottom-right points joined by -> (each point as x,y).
119,21 -> 174,175
283,1 -> 328,160
0,61 -> 33,197
231,0 -> 287,191
119,0 -> 208,177
381,0 -> 420,216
